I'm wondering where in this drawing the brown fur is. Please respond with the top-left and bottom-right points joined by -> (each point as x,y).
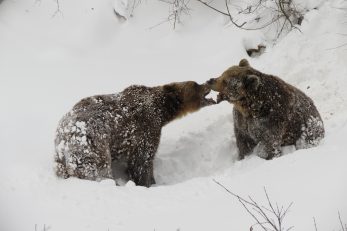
207,59 -> 325,160
54,81 -> 215,187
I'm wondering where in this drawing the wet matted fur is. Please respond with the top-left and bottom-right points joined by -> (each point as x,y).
207,59 -> 324,160
54,82 -> 214,187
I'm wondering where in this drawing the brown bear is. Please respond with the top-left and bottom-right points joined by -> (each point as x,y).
207,59 -> 325,160
54,81 -> 215,187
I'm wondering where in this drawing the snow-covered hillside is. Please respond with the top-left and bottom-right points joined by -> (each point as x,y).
0,0 -> 346,230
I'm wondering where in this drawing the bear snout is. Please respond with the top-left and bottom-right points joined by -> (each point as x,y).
201,84 -> 211,95
206,78 -> 216,85
206,78 -> 220,92
200,84 -> 217,106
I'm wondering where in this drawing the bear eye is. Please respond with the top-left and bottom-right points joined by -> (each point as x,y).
228,78 -> 242,90
236,81 -> 243,88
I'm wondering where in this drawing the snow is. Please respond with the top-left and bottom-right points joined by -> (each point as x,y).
0,0 -> 346,230
113,0 -> 136,20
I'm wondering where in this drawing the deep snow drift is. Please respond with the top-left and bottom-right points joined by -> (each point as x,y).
0,0 -> 346,230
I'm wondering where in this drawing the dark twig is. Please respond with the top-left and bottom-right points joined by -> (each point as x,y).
326,43 -> 347,50
238,0 -> 265,15
224,0 -> 247,28
195,0 -> 229,16
148,18 -> 172,30
159,0 -> 301,37
213,179 -> 293,231
240,197 -> 269,231
159,0 -> 191,29
52,0 -> 63,18
277,0 -> 293,28
313,217 -> 318,231
249,196 -> 279,231
213,179 -> 269,231
338,211 -> 346,231
195,0 -> 301,37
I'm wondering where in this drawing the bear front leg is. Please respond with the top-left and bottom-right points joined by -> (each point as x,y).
150,163 -> 156,185
255,139 -> 282,160
235,128 -> 257,160
127,156 -> 155,187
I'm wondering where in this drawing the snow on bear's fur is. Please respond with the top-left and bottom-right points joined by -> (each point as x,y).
54,82 -> 215,187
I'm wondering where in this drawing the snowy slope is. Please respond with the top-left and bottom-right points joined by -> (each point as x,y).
0,0 -> 346,230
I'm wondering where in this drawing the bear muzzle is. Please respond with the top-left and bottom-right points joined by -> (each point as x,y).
200,84 -> 216,106
206,78 -> 218,90
206,79 -> 229,104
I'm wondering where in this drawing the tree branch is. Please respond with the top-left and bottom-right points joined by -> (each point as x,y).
213,179 -> 294,231
313,217 -> 318,231
195,0 -> 229,16
338,211 -> 346,231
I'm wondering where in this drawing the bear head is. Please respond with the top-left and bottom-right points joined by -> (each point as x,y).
206,59 -> 261,103
162,81 -> 216,120
206,59 -> 262,114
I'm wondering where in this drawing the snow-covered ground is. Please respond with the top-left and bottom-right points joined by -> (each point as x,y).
0,0 -> 346,230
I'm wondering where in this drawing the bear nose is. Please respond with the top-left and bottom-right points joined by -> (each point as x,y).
207,78 -> 216,85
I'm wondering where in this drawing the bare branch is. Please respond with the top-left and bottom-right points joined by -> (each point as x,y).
326,43 -> 347,50
213,179 -> 294,231
196,0 -> 302,38
158,0 -> 302,38
224,0 -> 247,28
213,179 -> 269,231
158,0 -> 191,29
313,217 -> 318,231
264,187 -> 277,216
249,196 -> 279,231
338,211 -> 346,231
238,196 -> 269,231
148,18 -> 172,30
195,0 -> 229,16
52,0 -> 63,18
277,0 -> 293,28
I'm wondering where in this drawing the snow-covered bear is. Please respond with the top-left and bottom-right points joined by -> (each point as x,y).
207,59 -> 325,160
54,82 -> 215,187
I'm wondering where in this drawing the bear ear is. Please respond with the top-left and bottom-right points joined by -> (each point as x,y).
244,75 -> 260,90
239,59 -> 250,67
